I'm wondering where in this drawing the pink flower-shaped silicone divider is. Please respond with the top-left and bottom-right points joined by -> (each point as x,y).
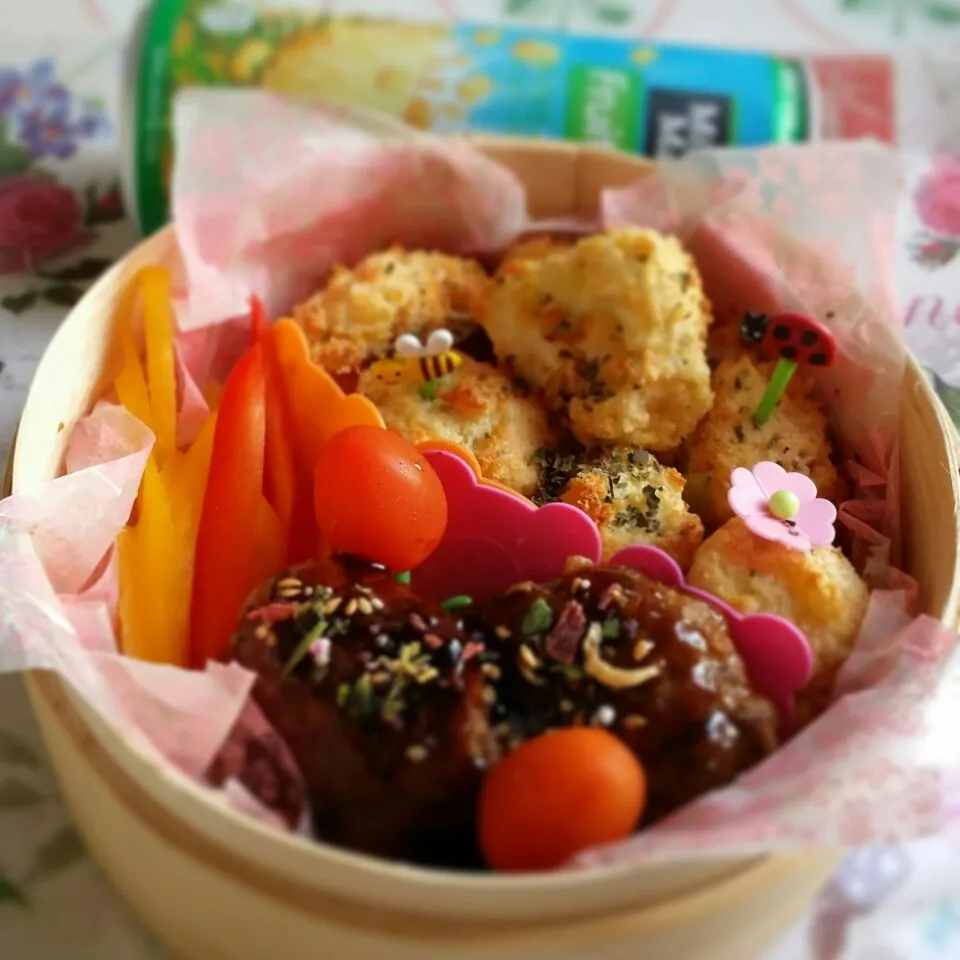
410,443 -> 602,603
609,544 -> 813,723
729,461 -> 837,552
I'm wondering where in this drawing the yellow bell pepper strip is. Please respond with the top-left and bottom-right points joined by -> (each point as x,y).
251,298 -> 296,558
140,267 -> 178,465
118,458 -> 179,663
189,344 -> 267,669
165,411 -> 218,564
271,318 -> 384,563
113,324 -> 152,429
110,268 -> 221,667
117,412 -> 217,667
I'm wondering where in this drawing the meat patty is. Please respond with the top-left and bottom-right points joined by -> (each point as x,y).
227,556 -> 499,867
470,561 -> 779,822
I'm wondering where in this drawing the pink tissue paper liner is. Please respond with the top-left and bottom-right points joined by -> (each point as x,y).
0,89 -> 957,865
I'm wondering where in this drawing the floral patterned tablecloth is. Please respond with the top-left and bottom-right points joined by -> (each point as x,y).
4,2 -> 960,958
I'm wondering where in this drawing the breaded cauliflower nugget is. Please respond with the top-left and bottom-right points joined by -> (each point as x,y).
684,355 -> 843,528
688,518 -> 869,723
482,228 -> 714,451
293,246 -> 491,375
497,234 -> 572,269
358,357 -> 553,497
543,448 -> 703,569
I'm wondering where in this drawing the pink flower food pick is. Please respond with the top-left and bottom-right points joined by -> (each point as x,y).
728,461 -> 837,552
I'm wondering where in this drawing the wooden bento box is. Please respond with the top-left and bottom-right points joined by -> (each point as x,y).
10,139 -> 960,960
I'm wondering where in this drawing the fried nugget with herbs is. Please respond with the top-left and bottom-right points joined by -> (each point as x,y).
534,447 -> 703,569
688,518 -> 869,726
684,355 -> 845,528
497,234 -> 573,270
481,227 -> 714,451
470,561 -> 779,823
359,356 -> 555,497
227,556 -> 500,867
292,246 -> 491,376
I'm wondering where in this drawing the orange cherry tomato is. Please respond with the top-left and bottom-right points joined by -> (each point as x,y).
313,425 -> 448,572
478,727 -> 646,873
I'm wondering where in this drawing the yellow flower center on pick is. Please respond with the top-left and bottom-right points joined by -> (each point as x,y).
768,490 -> 800,520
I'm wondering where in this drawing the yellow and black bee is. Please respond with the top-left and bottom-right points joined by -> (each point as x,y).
368,329 -> 464,387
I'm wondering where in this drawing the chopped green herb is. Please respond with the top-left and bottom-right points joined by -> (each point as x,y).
602,618 -> 620,640
419,380 -> 439,401
282,618 -> 329,677
522,597 -> 554,635
441,595 -> 473,611
395,571 -> 412,584
532,448 -> 582,503
350,673 -> 377,717
380,682 -> 406,726
336,682 -> 351,707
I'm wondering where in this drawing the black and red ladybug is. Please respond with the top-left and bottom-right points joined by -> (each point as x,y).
739,311 -> 836,368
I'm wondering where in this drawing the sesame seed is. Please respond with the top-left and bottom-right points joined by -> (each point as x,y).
518,644 -> 540,669
322,597 -> 342,615
405,744 -> 428,763
622,714 -> 647,730
482,686 -> 497,706
254,625 -> 269,641
481,663 -> 502,680
275,577 -> 304,599
344,598 -> 359,617
357,597 -> 374,616
495,625 -> 512,639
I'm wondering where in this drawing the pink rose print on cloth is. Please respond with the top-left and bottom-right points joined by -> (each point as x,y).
729,461 -> 837,552
609,543 -> 813,721
0,174 -> 88,275
410,445 -> 602,603
911,153 -> 960,269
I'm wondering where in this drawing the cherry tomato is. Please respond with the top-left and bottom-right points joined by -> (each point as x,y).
478,727 -> 646,872
313,425 -> 447,572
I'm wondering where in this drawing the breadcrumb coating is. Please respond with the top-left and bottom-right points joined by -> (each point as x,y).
687,518 -> 869,723
497,234 -> 573,269
292,246 -> 491,375
563,450 -> 704,569
481,227 -> 714,451
533,447 -> 703,569
358,356 -> 554,496
684,355 -> 844,528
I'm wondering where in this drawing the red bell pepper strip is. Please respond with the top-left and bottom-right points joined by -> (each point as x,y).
189,344 -> 266,668
250,297 -> 297,557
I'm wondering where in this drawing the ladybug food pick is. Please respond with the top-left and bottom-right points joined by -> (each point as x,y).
740,312 -> 837,426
